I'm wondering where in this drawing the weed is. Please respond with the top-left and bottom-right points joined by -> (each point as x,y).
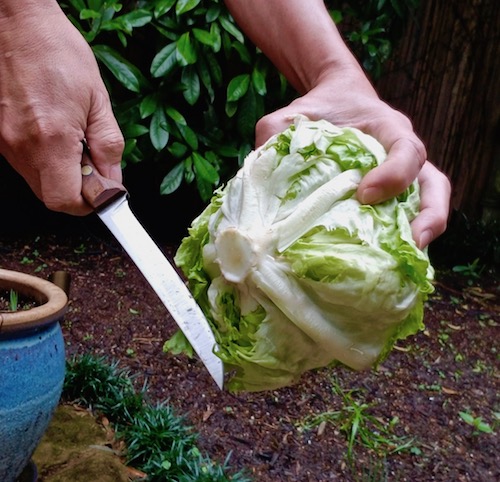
452,258 -> 484,285
458,411 -> 496,436
297,378 -> 415,461
9,289 -> 18,311
73,243 -> 87,254
20,256 -> 33,265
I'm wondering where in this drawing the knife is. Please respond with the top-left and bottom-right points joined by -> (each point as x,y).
80,153 -> 224,390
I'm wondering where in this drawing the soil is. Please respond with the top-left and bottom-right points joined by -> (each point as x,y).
0,222 -> 498,482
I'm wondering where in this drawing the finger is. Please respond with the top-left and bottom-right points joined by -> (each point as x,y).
84,90 -> 124,182
37,139 -> 93,216
410,161 -> 451,248
357,136 -> 426,204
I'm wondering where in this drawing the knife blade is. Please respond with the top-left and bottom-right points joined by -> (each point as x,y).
80,154 -> 224,389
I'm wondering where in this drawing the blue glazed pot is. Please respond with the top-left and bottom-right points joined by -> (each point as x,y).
0,269 -> 67,482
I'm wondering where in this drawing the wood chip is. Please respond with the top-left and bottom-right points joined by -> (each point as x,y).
202,404 -> 214,422
317,420 -> 327,436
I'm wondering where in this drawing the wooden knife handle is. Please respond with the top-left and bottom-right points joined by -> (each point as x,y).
81,152 -> 127,210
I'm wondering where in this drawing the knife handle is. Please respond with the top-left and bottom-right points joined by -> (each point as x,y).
81,152 -> 128,210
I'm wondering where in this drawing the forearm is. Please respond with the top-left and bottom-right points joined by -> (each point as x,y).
0,0 -> 61,19
224,0 -> 365,94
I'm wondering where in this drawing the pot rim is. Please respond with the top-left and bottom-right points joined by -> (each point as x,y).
0,268 -> 68,333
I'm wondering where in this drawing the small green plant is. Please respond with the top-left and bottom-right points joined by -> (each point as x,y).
297,378 -> 415,461
63,354 -> 250,481
458,411 -> 496,436
73,243 -> 87,254
9,289 -> 18,311
452,257 -> 484,281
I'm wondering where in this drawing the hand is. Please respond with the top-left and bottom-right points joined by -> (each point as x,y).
0,3 -> 124,215
254,72 -> 451,248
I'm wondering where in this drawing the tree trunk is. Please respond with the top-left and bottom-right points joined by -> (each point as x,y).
376,0 -> 500,219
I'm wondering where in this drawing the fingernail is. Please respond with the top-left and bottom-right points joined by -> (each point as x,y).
418,230 -> 433,249
359,187 -> 383,205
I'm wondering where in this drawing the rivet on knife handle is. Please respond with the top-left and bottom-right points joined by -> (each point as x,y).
81,153 -> 128,210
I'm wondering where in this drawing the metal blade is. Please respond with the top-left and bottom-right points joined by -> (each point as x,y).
97,194 -> 224,389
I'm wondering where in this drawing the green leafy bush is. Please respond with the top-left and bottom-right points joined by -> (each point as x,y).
60,0 -> 418,201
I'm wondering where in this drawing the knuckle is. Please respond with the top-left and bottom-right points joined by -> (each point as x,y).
104,133 -> 125,157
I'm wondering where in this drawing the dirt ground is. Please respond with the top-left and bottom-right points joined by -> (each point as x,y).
0,219 -> 498,482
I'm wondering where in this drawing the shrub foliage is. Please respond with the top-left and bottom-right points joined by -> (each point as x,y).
60,0 -> 418,201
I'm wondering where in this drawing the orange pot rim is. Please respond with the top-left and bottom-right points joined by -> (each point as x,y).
0,268 -> 68,334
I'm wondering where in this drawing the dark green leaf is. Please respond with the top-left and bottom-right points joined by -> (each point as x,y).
168,142 -> 188,158
119,9 -> 152,28
252,67 -> 267,96
176,0 -> 201,16
166,107 -> 187,125
205,51 -> 222,86
209,22 -> 222,52
178,124 -> 198,150
232,42 -> 251,64
196,176 -> 214,202
92,45 -> 147,93
88,0 -> 103,11
184,156 -> 195,183
160,163 -> 185,195
116,30 -> 127,48
192,28 -> 214,47
150,108 -> 169,151
151,42 -> 177,78
227,74 -> 250,102
80,9 -> 101,20
329,9 -> 343,24
205,4 -> 220,23
237,85 -> 258,139
154,0 -> 176,18
123,138 -> 137,157
181,67 -> 201,105
68,0 -> 86,10
176,32 -> 197,65
192,152 -> 219,184
225,100 -> 238,118
197,57 -> 214,102
123,123 -> 149,138
218,15 -> 244,43
139,95 -> 159,119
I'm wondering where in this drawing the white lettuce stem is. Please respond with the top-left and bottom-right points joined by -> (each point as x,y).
252,257 -> 376,370
273,169 -> 362,251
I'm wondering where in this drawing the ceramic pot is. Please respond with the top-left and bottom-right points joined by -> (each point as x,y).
0,268 -> 68,482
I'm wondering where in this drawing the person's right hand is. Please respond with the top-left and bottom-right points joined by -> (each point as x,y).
254,73 -> 451,249
0,2 -> 124,215
224,0 -> 451,249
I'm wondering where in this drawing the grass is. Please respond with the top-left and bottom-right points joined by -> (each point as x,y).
63,354 -> 251,482
297,377 -> 416,479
